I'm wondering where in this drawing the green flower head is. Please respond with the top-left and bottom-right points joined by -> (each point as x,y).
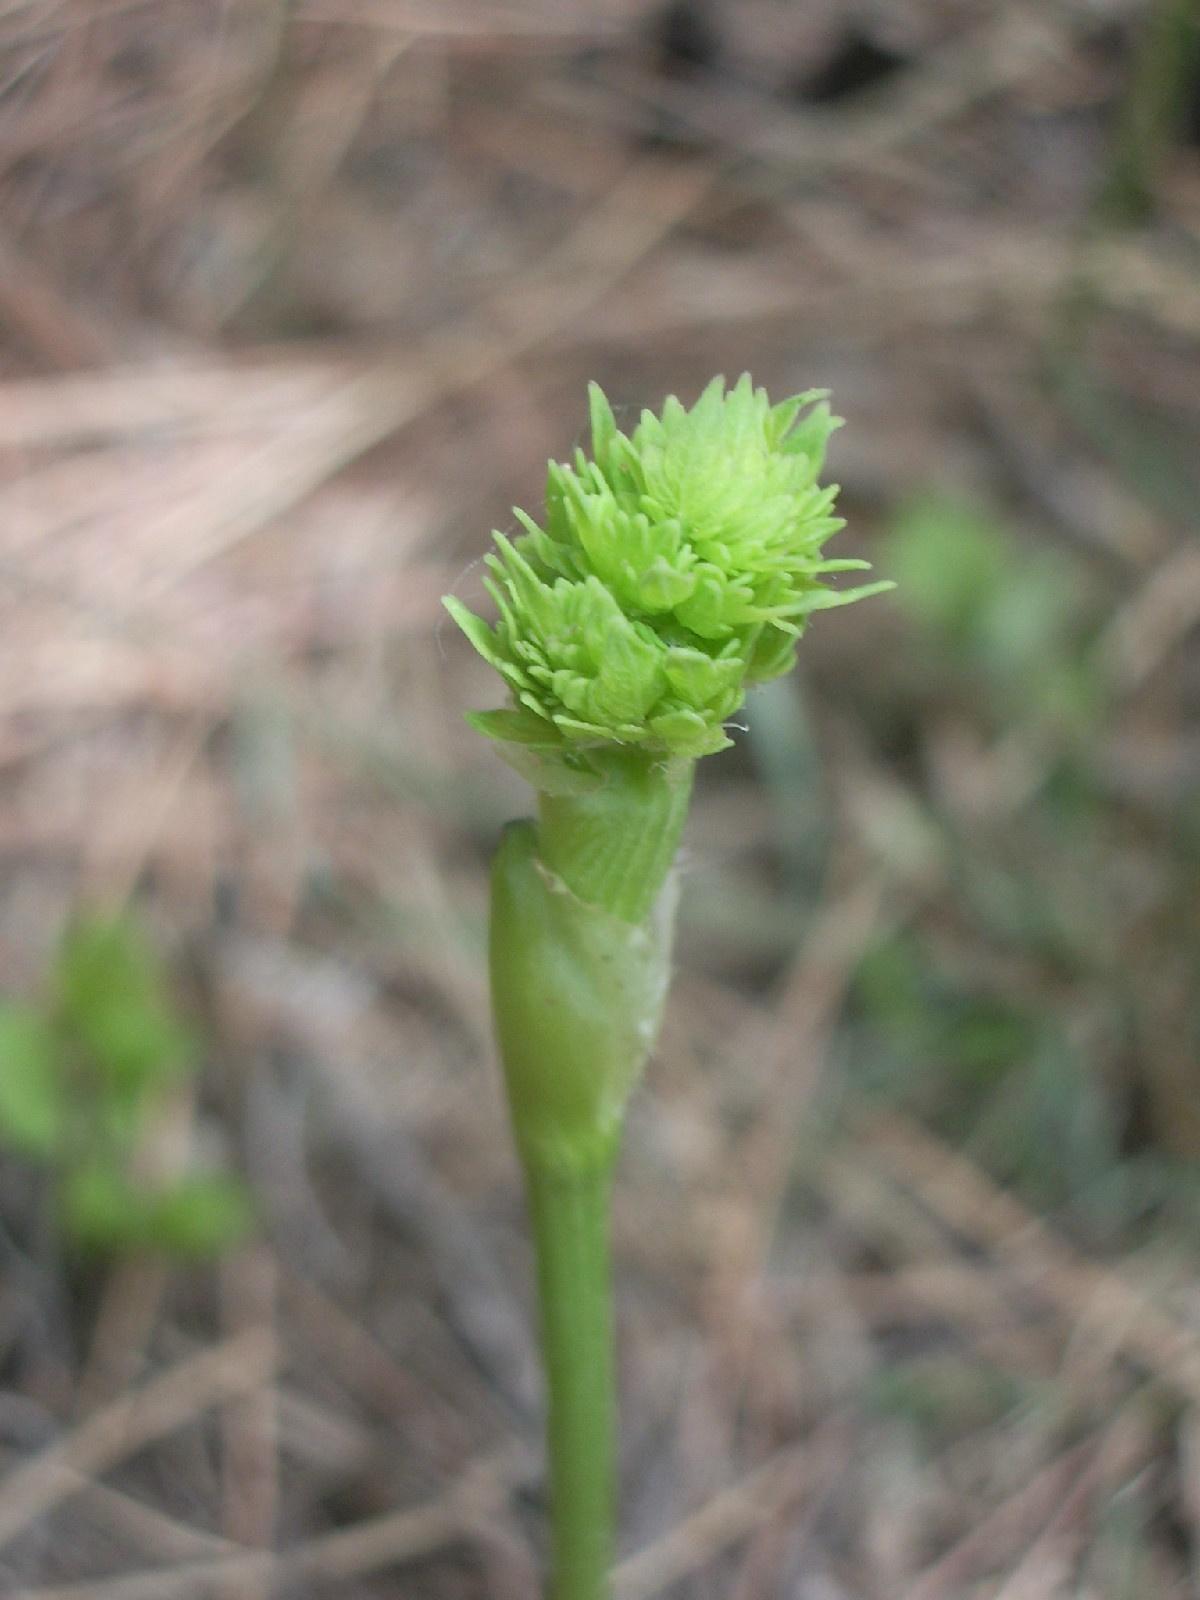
445,376 -> 890,771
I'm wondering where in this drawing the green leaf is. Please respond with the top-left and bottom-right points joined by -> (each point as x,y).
60,1161 -> 152,1251
884,497 -> 1010,643
0,1003 -> 65,1158
90,1004 -> 193,1097
60,1162 -> 253,1257
145,1175 -> 254,1258
56,914 -> 194,1092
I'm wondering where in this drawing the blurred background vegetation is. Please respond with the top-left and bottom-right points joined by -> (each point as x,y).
0,1 -> 1198,1595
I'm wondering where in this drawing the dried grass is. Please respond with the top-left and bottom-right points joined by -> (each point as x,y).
1,1 -> 1198,1595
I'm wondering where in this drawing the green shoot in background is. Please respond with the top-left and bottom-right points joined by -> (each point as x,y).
883,493 -> 1101,733
0,912 -> 251,1257
446,376 -> 890,1600
847,490 -> 1198,1234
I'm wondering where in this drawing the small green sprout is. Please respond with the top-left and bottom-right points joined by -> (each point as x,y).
446,376 -> 889,1600
0,912 -> 251,1258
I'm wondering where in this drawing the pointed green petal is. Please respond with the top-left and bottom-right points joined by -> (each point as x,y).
780,579 -> 896,618
466,708 -> 563,746
588,382 -> 618,472
443,596 -> 503,667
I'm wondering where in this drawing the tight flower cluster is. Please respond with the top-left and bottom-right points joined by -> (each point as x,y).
445,376 -> 888,763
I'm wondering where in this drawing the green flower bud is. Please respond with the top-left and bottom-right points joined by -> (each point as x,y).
444,375 -> 890,773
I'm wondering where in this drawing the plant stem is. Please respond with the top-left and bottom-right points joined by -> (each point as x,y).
525,1159 -> 615,1600
538,751 -> 694,924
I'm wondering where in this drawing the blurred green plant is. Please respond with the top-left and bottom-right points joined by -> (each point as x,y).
1099,0 -> 1200,224
842,491 -> 1176,1222
0,913 -> 251,1256
849,931 -> 1124,1214
867,1351 -> 1032,1450
882,493 -> 1101,732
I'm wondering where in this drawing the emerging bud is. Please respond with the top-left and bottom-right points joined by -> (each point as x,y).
444,376 -> 890,775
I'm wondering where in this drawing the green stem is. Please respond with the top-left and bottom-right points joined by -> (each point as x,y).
538,751 -> 694,924
526,1159 -> 615,1600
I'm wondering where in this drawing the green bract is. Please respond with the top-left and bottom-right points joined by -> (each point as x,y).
444,375 -> 889,767
490,821 -> 678,1172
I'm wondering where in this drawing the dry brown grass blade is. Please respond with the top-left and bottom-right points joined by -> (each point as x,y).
0,232 -> 113,370
777,1261 -> 1063,1377
218,1250 -> 280,1600
612,1430 -> 839,1600
0,1328 -> 276,1553
1103,545 -> 1200,692
10,1425 -> 837,1600
985,1425 -> 1142,1600
295,0 -> 627,42
696,877 -> 883,1403
0,361 -> 355,449
109,154 -> 715,602
906,1435 -> 1104,1600
861,1112 -> 1200,1408
547,0 -> 1080,189
11,1448 -> 526,1600
68,1480 -> 239,1565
